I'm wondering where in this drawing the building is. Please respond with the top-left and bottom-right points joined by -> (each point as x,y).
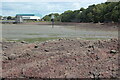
15,14 -> 41,23
0,16 -> 2,20
2,16 -> 8,20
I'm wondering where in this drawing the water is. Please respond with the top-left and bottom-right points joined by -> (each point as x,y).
2,24 -> 118,40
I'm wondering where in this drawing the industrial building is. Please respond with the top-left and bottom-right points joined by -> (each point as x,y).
15,14 -> 41,23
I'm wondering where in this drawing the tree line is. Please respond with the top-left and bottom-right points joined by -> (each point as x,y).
0,16 -> 15,20
42,2 -> 120,23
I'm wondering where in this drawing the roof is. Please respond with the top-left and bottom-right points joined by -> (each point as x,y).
16,14 -> 35,16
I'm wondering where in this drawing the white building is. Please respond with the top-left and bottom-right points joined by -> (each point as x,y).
15,14 -> 41,23
1,16 -> 8,20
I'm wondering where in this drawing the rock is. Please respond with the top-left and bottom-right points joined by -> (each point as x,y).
61,45 -> 63,46
8,56 -> 15,60
44,49 -> 49,52
95,56 -> 100,60
88,45 -> 94,48
58,38 -> 63,41
88,49 -> 91,52
8,54 -> 16,60
70,39 -> 74,41
4,46 -> 8,48
110,50 -> 117,54
25,53 -> 30,56
21,41 -> 26,43
3,56 -> 8,60
34,45 -> 38,48
3,53 -> 7,56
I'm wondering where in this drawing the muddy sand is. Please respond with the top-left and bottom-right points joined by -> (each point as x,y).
1,38 -> 119,79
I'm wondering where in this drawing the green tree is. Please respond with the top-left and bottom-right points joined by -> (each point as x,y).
61,10 -> 74,22
80,7 -> 85,11
43,2 -> 120,23
7,16 -> 12,20
43,13 -> 60,21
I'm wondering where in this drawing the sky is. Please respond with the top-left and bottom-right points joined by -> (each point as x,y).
1,0 -> 107,17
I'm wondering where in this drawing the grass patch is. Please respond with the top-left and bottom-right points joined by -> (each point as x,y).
82,37 -> 109,40
23,37 -> 59,42
48,33 -> 62,36
26,33 -> 42,35
7,37 -> 60,43
4,37 -> 111,43
26,33 -> 62,36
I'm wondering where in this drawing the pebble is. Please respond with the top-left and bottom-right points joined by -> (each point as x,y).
44,49 -> 49,52
3,56 -> 8,60
34,45 -> 38,48
8,56 -> 15,60
95,56 -> 100,60
4,46 -> 8,48
110,50 -> 117,54
7,54 -> 16,60
88,45 -> 94,48
21,41 -> 26,43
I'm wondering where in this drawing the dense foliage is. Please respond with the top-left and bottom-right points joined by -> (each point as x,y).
43,13 -> 61,22
43,2 -> 120,23
7,16 -> 12,20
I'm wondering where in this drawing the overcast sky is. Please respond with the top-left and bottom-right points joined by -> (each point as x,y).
1,0 -> 107,17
